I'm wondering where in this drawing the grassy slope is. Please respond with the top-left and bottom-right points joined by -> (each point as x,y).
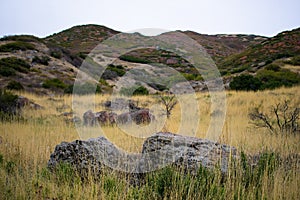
0,86 -> 299,199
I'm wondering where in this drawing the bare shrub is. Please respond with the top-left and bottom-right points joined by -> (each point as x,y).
249,100 -> 299,134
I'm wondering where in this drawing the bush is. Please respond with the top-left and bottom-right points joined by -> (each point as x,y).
181,73 -> 203,81
257,68 -> 300,89
32,56 -> 50,65
50,51 -> 62,59
249,100 -> 299,134
42,78 -> 66,89
5,81 -> 24,90
120,86 -> 149,96
64,82 -> 101,95
230,74 -> 262,91
107,64 -> 126,76
284,55 -> 300,66
119,55 -> 150,64
0,35 -> 42,43
0,67 -> 16,76
102,64 -> 126,80
0,41 -> 35,52
0,57 -> 31,74
265,64 -> 281,72
0,90 -> 18,115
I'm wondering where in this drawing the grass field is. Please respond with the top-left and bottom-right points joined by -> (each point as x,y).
0,86 -> 299,199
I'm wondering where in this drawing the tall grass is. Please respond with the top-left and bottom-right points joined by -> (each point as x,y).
0,86 -> 299,199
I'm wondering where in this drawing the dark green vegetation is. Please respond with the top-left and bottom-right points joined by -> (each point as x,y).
0,150 -> 298,199
0,57 -> 31,76
120,85 -> 149,96
102,64 -> 126,80
230,65 -> 300,91
0,35 -> 43,43
230,75 -> 262,91
64,82 -> 102,95
42,78 -> 66,90
0,90 -> 18,116
32,56 -> 50,66
5,81 -> 24,90
0,41 -> 35,52
284,55 -> 300,66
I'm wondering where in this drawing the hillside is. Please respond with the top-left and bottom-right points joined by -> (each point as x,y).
0,25 -> 299,94
220,27 -> 300,74
183,31 -> 266,63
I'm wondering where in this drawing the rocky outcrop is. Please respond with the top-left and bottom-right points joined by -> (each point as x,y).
83,98 -> 154,126
48,132 -> 237,183
117,109 -> 154,125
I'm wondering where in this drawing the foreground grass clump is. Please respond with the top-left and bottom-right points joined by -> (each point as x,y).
0,86 -> 299,199
0,149 -> 299,199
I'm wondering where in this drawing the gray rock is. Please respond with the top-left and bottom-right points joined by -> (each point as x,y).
142,132 -> 237,173
48,132 -> 237,182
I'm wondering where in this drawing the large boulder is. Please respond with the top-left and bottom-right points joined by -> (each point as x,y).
48,137 -> 120,177
142,132 -> 237,173
48,132 -> 237,182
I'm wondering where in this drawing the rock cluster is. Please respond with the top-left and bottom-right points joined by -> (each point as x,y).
83,99 -> 154,126
48,132 -> 237,182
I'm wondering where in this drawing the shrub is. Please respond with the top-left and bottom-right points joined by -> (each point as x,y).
0,67 -> 16,76
77,52 -> 87,59
230,74 -> 262,91
120,86 -> 149,96
107,64 -> 126,76
158,94 -> 177,118
32,56 -> 50,65
119,55 -> 150,64
0,57 -> 31,74
0,41 -> 35,52
257,68 -> 300,89
50,51 -> 62,59
284,55 -> 300,66
102,64 -> 126,80
64,82 -> 101,95
265,64 -> 281,72
0,90 -> 18,115
5,81 -> 24,90
0,35 -> 42,43
42,78 -> 66,89
181,73 -> 203,81
249,100 -> 299,134
133,86 -> 149,95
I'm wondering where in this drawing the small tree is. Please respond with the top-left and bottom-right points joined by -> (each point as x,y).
249,100 -> 300,134
159,94 -> 177,118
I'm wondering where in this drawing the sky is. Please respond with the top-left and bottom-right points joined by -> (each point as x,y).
0,0 -> 299,38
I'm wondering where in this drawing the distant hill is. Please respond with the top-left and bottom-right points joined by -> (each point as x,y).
183,31 -> 266,63
45,24 -> 119,56
0,24 -> 299,94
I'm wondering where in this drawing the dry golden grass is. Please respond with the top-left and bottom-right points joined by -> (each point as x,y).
0,86 -> 299,199
2,86 -> 300,163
